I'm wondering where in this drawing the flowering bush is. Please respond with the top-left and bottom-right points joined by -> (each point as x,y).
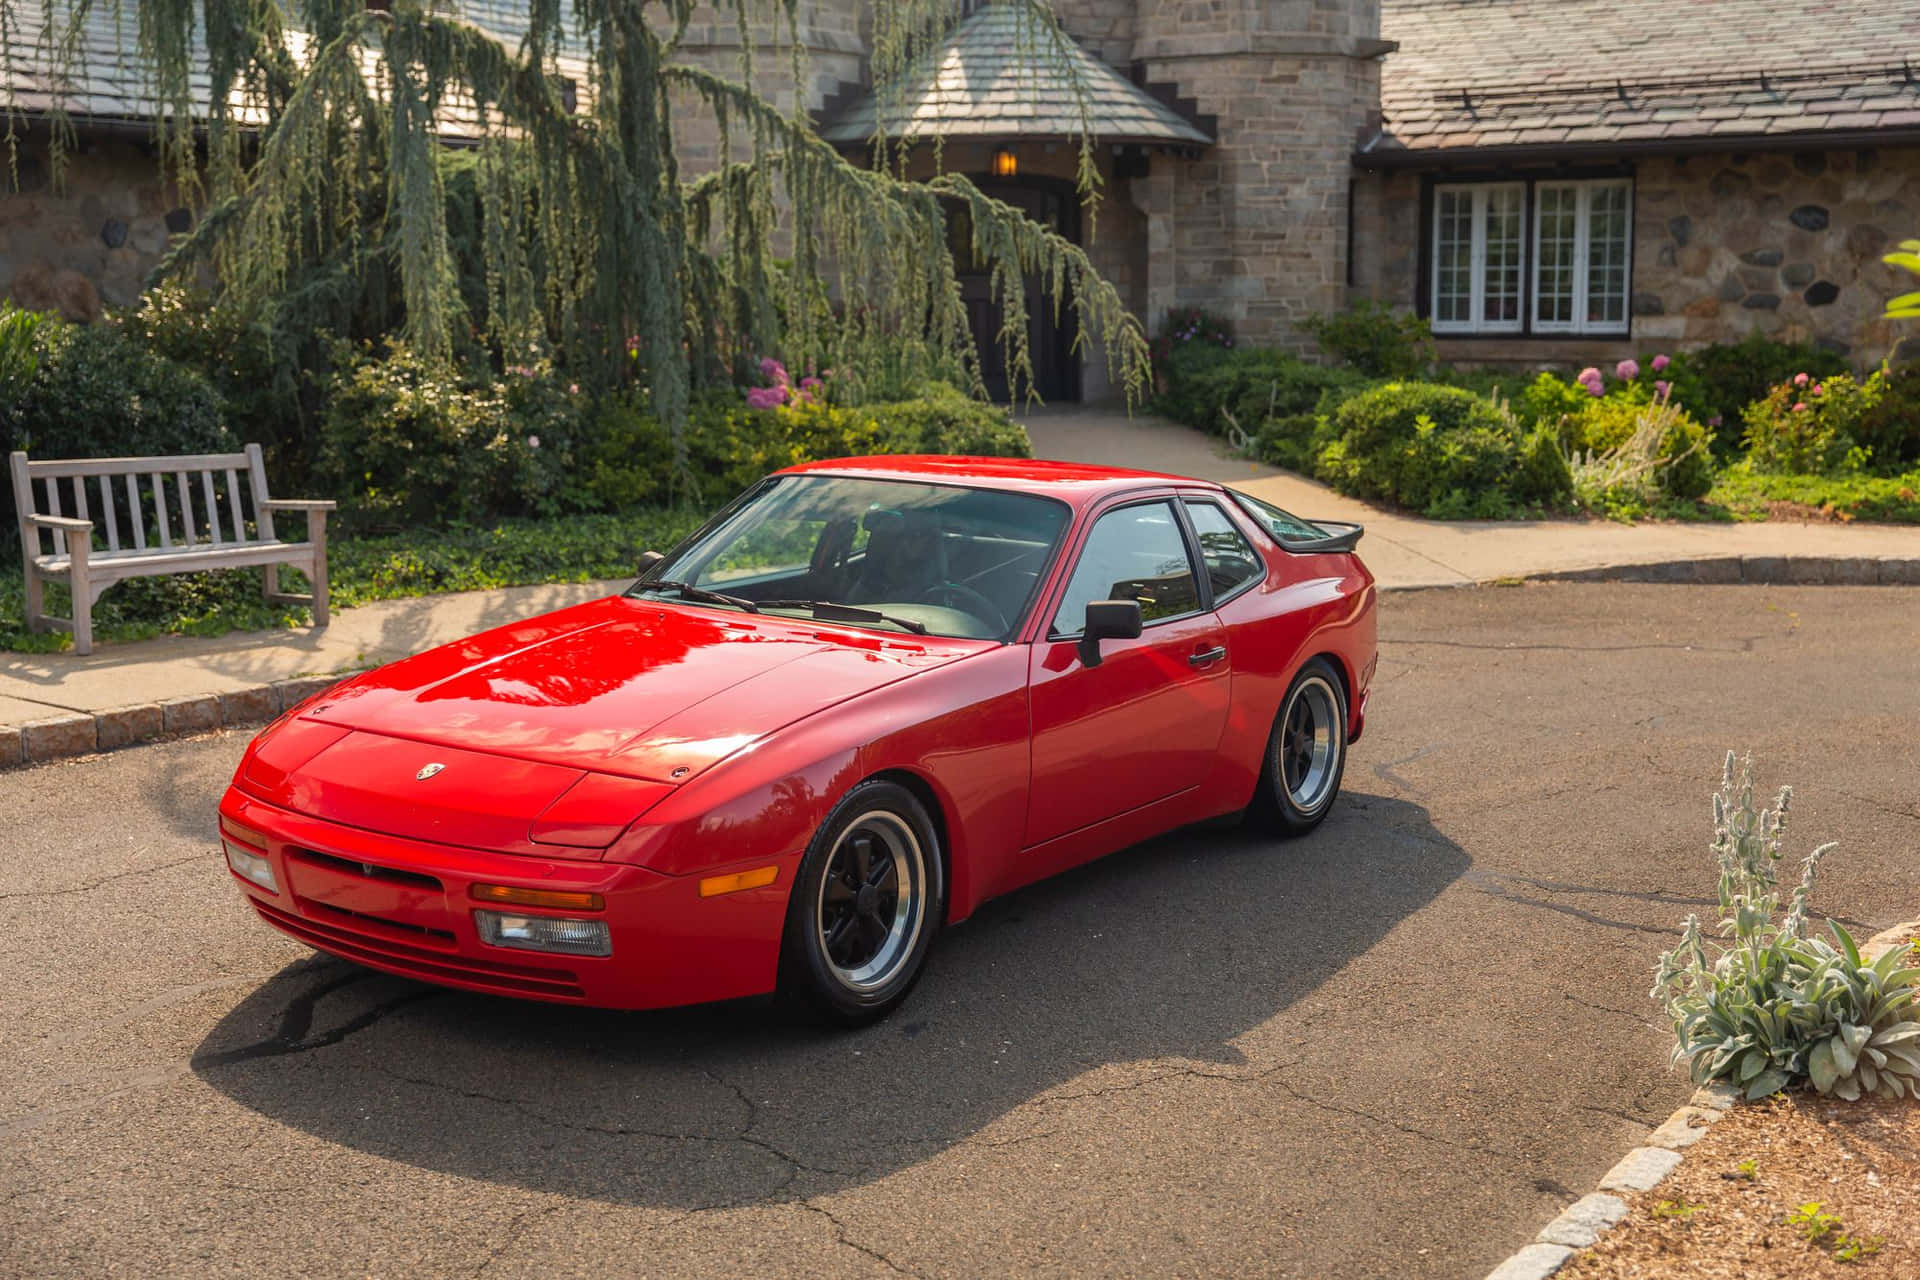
743,356 -> 828,410
1654,752 -> 1920,1101
1151,307 -> 1233,370
1523,356 -> 1712,503
1742,373 -> 1880,474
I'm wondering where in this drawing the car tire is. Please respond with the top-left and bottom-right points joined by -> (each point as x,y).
779,779 -> 943,1026
1248,658 -> 1349,837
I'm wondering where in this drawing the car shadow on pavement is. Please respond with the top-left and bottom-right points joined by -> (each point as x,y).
191,789 -> 1466,1209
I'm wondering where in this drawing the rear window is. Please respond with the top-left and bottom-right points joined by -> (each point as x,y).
1227,491 -> 1363,554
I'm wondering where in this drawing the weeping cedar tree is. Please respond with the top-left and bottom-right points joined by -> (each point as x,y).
1,0 -> 1151,478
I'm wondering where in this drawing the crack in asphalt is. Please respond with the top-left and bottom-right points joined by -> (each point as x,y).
797,1201 -> 925,1277
0,852 -> 207,900
191,972 -> 441,1068
1562,991 -> 1660,1026
471,1201 -> 565,1276
1371,743 -> 1444,797
1030,1058 -> 1533,1168
1462,870 -> 1680,937
1577,1102 -> 1658,1129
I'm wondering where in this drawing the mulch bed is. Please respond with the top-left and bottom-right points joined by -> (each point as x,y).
1563,932 -> 1920,1279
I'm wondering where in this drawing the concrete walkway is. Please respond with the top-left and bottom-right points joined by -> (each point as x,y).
0,407 -> 1915,761
1021,407 -> 1920,591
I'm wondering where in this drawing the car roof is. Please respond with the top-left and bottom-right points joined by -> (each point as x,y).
776,455 -> 1223,504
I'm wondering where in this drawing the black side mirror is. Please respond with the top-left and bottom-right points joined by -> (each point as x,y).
637,550 -> 665,578
1078,599 -> 1143,668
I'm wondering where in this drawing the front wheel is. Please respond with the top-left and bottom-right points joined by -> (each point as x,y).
779,780 -> 943,1026
1249,658 -> 1349,836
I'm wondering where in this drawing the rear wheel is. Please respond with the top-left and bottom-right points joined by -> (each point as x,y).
780,780 -> 942,1026
1249,658 -> 1349,836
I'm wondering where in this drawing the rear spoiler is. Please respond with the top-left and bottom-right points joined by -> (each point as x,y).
1279,520 -> 1364,554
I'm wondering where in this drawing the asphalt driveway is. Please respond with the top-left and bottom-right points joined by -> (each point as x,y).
3,583 -> 1917,1278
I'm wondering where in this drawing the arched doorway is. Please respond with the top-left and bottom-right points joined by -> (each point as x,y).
948,177 -> 1082,403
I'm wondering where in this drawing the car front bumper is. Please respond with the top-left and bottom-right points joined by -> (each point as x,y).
219,789 -> 794,1010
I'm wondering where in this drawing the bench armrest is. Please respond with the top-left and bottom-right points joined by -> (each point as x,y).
261,499 -> 338,512
22,514 -> 94,533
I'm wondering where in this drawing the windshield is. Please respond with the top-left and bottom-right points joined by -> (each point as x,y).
633,475 -> 1072,640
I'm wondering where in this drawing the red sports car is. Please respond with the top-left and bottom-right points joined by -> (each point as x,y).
218,457 -> 1376,1024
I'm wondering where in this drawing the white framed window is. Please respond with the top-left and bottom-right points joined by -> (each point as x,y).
1531,179 -> 1632,334
1427,176 -> 1635,337
1430,182 -> 1525,334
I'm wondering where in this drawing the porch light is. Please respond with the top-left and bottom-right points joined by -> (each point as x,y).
992,146 -> 1017,177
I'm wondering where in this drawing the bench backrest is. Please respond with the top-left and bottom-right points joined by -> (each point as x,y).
9,444 -> 278,558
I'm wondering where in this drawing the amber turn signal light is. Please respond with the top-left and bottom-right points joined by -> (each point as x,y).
698,866 -> 779,898
220,815 -> 267,850
470,884 -> 606,911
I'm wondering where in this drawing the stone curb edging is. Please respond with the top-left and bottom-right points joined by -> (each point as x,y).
0,672 -> 355,769
1482,920 -> 1920,1280
1526,554 -> 1920,588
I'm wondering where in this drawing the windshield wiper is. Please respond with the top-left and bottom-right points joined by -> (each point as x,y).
630,579 -> 760,612
758,599 -> 929,636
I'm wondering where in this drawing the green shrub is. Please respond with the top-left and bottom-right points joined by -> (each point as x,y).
1312,381 -> 1569,517
1654,752 -> 1920,1101
1741,374 -> 1877,475
317,343 -> 586,528
1852,362 -> 1920,470
1156,345 -> 1369,440
1669,334 -> 1850,452
0,316 -> 232,463
0,304 -> 48,396
1573,388 -> 1715,499
122,286 -> 316,486
577,382 -> 1030,511
1707,463 -> 1920,523
1297,300 -> 1433,378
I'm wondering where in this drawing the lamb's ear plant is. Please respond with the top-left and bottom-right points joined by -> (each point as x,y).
1652,752 -> 1920,1101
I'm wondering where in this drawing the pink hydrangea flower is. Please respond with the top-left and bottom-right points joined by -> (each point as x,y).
1654,380 -> 1671,398
1651,354 -> 1671,373
1708,415 -> 1723,428
1616,359 -> 1640,381
1794,372 -> 1810,387
1813,383 -> 1825,396
745,386 -> 785,410
759,357 -> 790,386
800,376 -> 822,392
1576,367 -> 1605,396
526,434 -> 540,449
567,383 -> 579,395
1792,402 -> 1808,413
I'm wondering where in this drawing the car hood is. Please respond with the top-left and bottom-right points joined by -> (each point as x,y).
294,595 -> 983,784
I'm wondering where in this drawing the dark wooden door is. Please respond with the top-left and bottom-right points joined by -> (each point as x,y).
951,181 -> 1082,403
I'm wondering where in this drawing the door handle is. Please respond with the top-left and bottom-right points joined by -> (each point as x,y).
1188,645 -> 1227,667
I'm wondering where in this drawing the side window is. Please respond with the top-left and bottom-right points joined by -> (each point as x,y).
1051,501 -> 1199,635
1183,501 -> 1264,601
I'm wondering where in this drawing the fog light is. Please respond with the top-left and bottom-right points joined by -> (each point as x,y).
224,841 -> 278,893
474,910 -> 611,957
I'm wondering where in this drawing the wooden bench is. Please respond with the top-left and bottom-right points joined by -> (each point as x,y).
9,444 -> 334,655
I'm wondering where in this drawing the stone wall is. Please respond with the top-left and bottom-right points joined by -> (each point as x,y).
1631,148 -> 1915,365
1350,145 -> 1920,371
0,129 -> 195,322
1131,0 -> 1384,354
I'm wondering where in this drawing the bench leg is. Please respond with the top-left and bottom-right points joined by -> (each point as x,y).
66,530 -> 93,656
309,511 -> 330,628
22,559 -> 44,634
263,563 -> 279,599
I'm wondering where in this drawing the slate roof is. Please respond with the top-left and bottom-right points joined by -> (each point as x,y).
819,5 -> 1211,148
0,0 -> 588,135
1364,0 -> 1920,167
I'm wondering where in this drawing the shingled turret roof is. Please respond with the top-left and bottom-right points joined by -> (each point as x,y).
820,5 -> 1211,148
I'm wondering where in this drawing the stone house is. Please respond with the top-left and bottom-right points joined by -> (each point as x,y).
4,0 -> 1918,398
1351,0 -> 1920,372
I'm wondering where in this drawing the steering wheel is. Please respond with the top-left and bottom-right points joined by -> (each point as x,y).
918,582 -> 1010,635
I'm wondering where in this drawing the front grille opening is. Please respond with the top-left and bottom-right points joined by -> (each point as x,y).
290,846 -> 443,892
304,898 -> 456,945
